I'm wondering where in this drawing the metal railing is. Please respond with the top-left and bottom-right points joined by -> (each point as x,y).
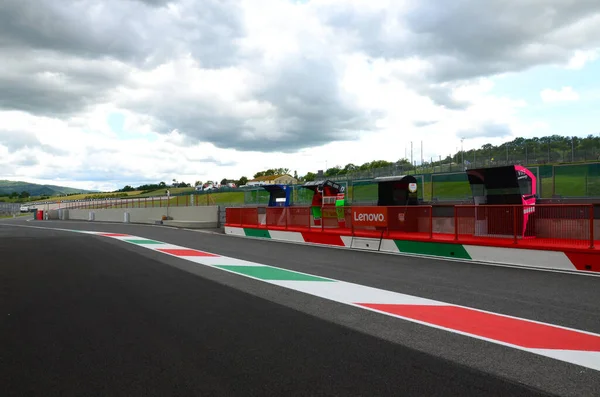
226,204 -> 596,250
61,195 -> 216,209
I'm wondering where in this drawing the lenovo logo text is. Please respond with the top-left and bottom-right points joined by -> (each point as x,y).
351,207 -> 389,227
353,212 -> 385,222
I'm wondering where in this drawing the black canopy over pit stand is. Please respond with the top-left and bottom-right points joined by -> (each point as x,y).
466,165 -> 537,238
373,175 -> 421,233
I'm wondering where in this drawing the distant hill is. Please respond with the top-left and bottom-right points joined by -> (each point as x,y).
0,180 -> 98,197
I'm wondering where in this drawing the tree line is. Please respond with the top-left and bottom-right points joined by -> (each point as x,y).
113,134 -> 600,192
238,134 -> 600,182
0,191 -> 31,199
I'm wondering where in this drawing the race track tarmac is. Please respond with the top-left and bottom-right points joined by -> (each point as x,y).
1,220 -> 599,396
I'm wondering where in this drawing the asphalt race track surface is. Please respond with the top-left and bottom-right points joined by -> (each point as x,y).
1,218 -> 600,396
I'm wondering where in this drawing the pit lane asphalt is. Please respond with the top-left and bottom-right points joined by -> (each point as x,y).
1,218 -> 599,396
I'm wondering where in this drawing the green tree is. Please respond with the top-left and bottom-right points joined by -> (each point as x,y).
343,163 -> 358,173
303,172 -> 316,182
325,166 -> 342,177
253,168 -> 291,178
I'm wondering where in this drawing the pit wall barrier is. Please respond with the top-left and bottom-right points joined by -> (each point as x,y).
225,205 -> 600,273
47,206 -> 219,228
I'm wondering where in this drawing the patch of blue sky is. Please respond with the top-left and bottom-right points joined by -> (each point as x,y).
489,60 -> 600,137
107,112 -> 125,135
107,112 -> 158,141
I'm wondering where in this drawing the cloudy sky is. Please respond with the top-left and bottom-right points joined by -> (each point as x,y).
1,0 -> 599,191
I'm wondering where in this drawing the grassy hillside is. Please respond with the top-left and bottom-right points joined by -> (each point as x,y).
0,180 -> 97,197
136,187 -> 196,197
29,190 -> 145,203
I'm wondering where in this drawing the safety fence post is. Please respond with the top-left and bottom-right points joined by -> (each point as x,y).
429,206 -> 433,239
454,206 -> 458,241
590,204 -> 595,249
513,205 -> 518,244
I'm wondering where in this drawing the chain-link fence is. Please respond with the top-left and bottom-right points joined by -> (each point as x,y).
239,162 -> 600,204
325,149 -> 600,182
350,176 -> 425,204
243,184 -> 326,206
552,163 -> 600,197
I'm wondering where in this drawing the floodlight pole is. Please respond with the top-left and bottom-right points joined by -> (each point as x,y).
460,138 -> 464,166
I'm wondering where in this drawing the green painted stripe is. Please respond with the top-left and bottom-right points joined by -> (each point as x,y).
244,228 -> 271,239
125,239 -> 165,245
394,240 -> 472,260
214,265 -> 334,282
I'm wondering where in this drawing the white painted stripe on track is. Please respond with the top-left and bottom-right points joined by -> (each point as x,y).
178,256 -> 267,267
271,280 -> 449,306
527,349 -> 600,372
4,224 -> 600,372
98,232 -> 600,372
3,222 -> 600,278
133,243 -> 183,250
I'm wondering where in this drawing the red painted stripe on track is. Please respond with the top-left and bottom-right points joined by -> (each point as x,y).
357,304 -> 600,351
99,233 -> 130,237
156,248 -> 219,257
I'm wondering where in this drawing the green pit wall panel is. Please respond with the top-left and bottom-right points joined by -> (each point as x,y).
244,228 -> 271,239
394,240 -> 472,260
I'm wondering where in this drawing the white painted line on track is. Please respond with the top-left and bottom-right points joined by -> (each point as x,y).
3,221 -> 600,278
3,222 -> 600,372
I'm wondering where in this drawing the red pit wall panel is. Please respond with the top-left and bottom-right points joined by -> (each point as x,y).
300,231 -> 345,246
564,252 -> 600,272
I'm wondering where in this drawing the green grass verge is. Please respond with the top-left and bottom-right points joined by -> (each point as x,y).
135,187 -> 197,197
97,191 -> 246,209
0,213 -> 30,219
122,175 -> 595,206
27,190 -> 143,203
27,163 -> 600,208
349,182 -> 471,202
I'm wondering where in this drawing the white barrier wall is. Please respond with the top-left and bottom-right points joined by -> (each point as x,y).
66,206 -> 219,228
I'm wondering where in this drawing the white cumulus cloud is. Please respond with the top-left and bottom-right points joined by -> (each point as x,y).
540,86 -> 580,103
0,0 -> 599,190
